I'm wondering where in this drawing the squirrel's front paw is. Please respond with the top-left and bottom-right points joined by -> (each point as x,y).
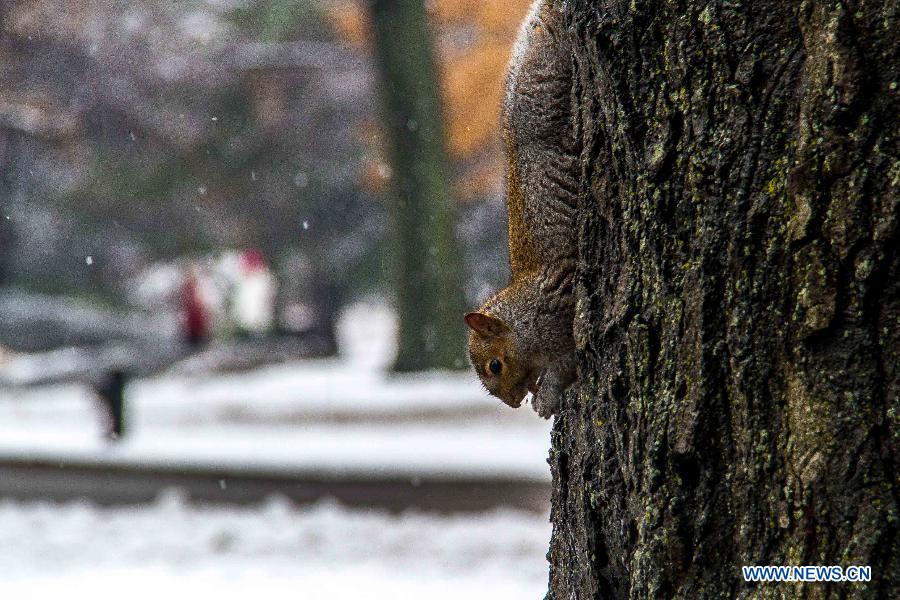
532,389 -> 558,418
531,366 -> 577,418
531,372 -> 563,418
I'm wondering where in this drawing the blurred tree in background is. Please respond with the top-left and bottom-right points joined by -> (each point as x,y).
369,0 -> 465,372
332,0 -> 533,370
330,0 -> 533,304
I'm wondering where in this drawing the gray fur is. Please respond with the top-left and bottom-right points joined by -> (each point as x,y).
505,0 -> 579,271
485,0 -> 579,417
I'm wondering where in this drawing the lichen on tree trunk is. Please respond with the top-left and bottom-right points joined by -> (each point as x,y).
547,1 -> 898,598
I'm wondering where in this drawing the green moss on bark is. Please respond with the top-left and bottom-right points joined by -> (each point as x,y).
547,0 -> 899,597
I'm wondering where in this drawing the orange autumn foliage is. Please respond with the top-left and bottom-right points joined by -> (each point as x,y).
329,0 -> 533,201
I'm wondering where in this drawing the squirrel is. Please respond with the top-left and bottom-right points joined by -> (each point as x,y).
465,0 -> 579,419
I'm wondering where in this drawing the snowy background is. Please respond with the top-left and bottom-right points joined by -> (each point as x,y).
0,496 -> 551,599
0,303 -> 552,480
0,303 -> 553,598
0,1 -> 549,595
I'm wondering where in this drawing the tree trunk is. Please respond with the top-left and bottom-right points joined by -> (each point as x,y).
369,0 -> 467,371
549,0 -> 898,598
0,5 -> 16,284
0,128 -> 16,284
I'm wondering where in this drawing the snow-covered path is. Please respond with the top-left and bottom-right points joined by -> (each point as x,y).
0,494 -> 551,599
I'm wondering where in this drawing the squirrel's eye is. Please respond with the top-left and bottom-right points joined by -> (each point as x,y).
489,359 -> 502,375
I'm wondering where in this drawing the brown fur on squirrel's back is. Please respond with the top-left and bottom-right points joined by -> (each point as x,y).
503,0 -> 579,282
465,0 -> 579,418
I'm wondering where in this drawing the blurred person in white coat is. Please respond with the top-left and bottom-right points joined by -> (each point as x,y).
233,249 -> 276,336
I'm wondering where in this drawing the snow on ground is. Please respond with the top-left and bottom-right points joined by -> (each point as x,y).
0,301 -> 553,480
0,301 -> 554,597
0,421 -> 550,480
0,494 -> 551,600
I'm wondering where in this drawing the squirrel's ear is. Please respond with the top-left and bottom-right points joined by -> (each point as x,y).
464,312 -> 510,338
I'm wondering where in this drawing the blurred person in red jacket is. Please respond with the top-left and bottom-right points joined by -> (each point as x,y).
182,267 -> 209,348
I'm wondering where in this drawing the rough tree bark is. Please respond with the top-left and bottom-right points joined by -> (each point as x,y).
548,0 -> 898,598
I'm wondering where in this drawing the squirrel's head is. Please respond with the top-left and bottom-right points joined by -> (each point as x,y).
464,311 -> 541,409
